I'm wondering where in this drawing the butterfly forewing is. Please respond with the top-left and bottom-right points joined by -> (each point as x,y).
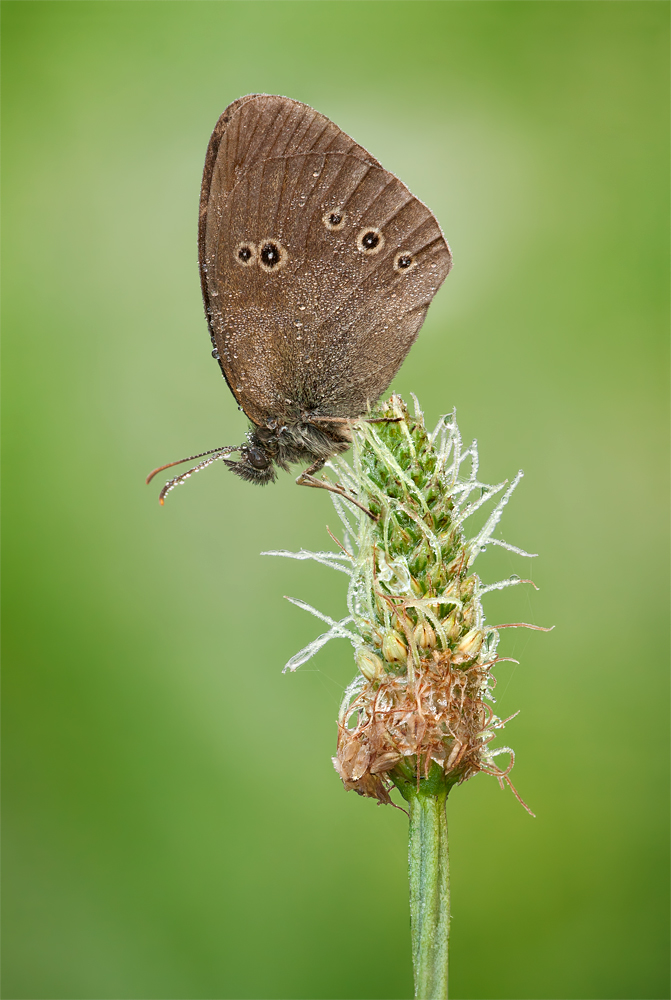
200,95 -> 452,426
200,95 -> 380,257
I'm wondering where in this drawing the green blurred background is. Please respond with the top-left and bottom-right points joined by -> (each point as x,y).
3,3 -> 668,998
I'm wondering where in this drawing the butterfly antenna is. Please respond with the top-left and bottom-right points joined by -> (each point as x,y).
145,446 -> 239,486
157,452 -> 234,505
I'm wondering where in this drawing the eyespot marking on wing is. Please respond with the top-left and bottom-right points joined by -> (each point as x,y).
394,252 -> 417,272
357,227 -> 384,255
258,239 -> 288,272
323,208 -> 347,231
235,242 -> 257,266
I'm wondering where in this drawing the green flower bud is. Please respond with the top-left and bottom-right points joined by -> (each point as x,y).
443,609 -> 461,640
382,630 -> 407,664
356,647 -> 384,682
414,621 -> 436,650
461,603 -> 476,627
455,628 -> 484,658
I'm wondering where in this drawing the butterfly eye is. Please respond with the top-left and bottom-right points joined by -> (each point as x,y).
258,239 -> 287,272
235,242 -> 257,266
357,227 -> 384,255
394,252 -> 416,272
323,208 -> 346,231
246,447 -> 271,470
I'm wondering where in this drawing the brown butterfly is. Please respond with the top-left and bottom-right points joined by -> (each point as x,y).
147,95 -> 452,504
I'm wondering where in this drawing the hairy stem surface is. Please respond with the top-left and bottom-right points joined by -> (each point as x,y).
407,787 -> 450,999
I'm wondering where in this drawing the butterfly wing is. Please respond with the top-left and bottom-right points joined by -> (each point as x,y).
200,97 -> 452,426
199,94 -> 381,294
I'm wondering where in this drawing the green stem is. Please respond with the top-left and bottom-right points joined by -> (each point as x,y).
392,765 -> 452,1000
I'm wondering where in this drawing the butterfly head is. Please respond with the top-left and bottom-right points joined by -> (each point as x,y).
224,440 -> 277,485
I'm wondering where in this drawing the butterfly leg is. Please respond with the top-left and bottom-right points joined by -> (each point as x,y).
296,461 -> 376,520
307,415 -> 402,426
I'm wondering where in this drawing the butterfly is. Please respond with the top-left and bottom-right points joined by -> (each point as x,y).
147,95 -> 452,505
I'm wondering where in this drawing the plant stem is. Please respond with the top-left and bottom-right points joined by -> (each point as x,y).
406,786 -> 451,999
